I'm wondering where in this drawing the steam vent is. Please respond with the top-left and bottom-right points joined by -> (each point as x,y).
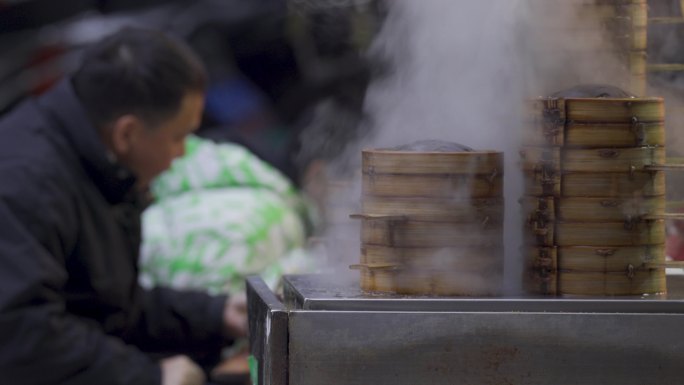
352,140 -> 503,296
522,85 -> 667,296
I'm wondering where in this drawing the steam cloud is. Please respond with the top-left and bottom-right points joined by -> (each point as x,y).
311,0 -> 674,294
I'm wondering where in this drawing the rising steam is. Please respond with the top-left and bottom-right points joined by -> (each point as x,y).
311,0 -> 656,294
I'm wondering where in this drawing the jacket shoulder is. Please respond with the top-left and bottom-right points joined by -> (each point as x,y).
0,100 -> 75,186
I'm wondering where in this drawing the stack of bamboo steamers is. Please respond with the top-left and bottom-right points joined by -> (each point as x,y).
351,141 -> 504,296
522,86 -> 669,296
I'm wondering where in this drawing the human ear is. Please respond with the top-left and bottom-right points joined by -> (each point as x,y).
110,115 -> 144,156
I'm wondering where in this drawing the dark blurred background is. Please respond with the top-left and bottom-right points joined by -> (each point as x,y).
0,0 -> 387,184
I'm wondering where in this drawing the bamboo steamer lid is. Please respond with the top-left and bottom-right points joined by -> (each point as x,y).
527,92 -> 664,148
362,143 -> 503,199
362,149 -> 502,176
526,96 -> 664,147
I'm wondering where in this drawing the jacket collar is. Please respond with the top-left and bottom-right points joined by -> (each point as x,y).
37,79 -> 139,205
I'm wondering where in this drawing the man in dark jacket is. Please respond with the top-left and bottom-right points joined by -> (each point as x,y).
0,28 -> 246,385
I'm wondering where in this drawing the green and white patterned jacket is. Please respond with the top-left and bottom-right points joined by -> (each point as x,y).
139,136 -> 315,294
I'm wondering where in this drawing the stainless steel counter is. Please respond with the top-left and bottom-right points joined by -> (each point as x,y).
283,273 -> 684,313
248,274 -> 684,385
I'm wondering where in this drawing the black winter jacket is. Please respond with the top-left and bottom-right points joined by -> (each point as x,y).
0,80 -> 227,384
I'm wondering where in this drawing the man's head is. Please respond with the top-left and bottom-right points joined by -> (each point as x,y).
72,27 -> 207,189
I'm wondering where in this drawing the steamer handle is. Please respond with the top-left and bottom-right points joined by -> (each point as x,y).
645,164 -> 684,171
349,263 -> 400,271
643,213 -> 684,220
349,214 -> 409,222
645,261 -> 684,269
599,149 -> 620,158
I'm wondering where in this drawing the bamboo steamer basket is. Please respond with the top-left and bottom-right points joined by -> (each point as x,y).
520,146 -> 666,173
362,173 -> 502,199
524,246 -> 558,295
354,145 -> 504,296
358,268 -> 502,296
522,196 -> 665,222
360,218 -> 502,248
522,91 -> 669,296
360,245 -> 502,272
526,98 -> 665,148
362,150 -> 502,176
555,220 -> 665,246
362,197 -> 503,222
525,171 -> 665,197
558,245 -> 664,271
558,269 -> 666,296
523,244 -> 665,295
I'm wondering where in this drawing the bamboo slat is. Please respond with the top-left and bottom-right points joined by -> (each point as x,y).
555,220 -> 665,246
666,201 -> 684,211
523,197 -> 555,246
524,121 -> 664,148
520,147 -> 561,173
522,146 -> 666,173
522,196 -> 667,225
557,196 -> 665,221
558,245 -> 665,271
361,220 -> 502,248
358,146 -> 504,296
649,17 -> 684,25
524,171 -> 666,198
561,171 -> 665,197
564,121 -> 663,148
362,150 -> 503,175
529,97 -> 663,127
558,269 -> 666,296
562,147 -> 665,172
359,269 -> 502,296
360,245 -> 502,272
524,246 -> 558,295
362,197 -> 504,223
562,98 -> 664,122
647,63 -> 684,72
523,171 -> 562,197
630,50 -> 647,74
362,173 -> 502,199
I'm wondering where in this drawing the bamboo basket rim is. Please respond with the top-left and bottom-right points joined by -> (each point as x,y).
362,149 -> 502,155
547,218 -> 664,224
536,96 -> 663,103
353,213 -> 502,225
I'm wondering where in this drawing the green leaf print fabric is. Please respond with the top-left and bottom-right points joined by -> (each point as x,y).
139,136 -> 314,294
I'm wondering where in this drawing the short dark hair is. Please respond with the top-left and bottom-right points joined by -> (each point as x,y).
72,27 -> 207,128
